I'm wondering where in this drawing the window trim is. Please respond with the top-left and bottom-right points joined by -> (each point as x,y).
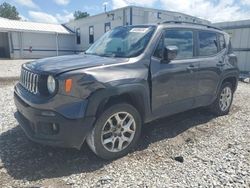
152,28 -> 196,61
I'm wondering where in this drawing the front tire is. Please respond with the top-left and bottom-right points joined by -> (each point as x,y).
86,103 -> 142,160
210,82 -> 234,116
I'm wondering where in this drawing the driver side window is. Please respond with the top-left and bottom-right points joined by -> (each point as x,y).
153,29 -> 194,60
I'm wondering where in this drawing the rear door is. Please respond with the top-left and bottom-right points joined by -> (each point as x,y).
195,31 -> 225,107
150,28 -> 199,118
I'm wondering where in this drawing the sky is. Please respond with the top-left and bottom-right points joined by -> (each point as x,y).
1,0 -> 250,24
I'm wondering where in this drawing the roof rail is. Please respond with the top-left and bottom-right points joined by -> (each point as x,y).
161,20 -> 222,31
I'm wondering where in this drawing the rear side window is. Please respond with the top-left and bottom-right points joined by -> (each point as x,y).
198,32 -> 218,56
153,29 -> 194,59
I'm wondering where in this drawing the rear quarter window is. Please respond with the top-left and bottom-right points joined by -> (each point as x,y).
228,40 -> 234,54
218,34 -> 226,51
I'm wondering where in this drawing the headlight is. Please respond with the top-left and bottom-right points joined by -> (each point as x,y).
47,75 -> 56,94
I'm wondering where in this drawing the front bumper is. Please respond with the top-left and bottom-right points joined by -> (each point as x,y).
14,90 -> 95,149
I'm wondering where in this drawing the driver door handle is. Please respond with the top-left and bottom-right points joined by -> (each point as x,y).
187,65 -> 199,71
217,61 -> 226,67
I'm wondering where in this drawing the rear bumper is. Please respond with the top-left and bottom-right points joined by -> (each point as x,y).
14,92 -> 95,149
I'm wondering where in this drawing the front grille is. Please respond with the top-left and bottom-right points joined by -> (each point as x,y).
20,68 -> 39,94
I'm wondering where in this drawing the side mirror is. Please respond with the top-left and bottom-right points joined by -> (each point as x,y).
163,46 -> 178,62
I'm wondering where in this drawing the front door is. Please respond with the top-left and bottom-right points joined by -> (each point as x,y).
150,29 -> 199,119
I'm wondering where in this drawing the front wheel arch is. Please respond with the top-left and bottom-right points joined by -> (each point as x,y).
96,93 -> 145,122
85,84 -> 151,123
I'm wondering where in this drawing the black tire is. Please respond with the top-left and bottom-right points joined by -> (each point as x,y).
86,103 -> 142,160
209,82 -> 234,116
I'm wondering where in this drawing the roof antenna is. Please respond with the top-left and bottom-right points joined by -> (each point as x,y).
103,2 -> 108,13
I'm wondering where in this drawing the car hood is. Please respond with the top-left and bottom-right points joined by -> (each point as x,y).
25,54 -> 129,75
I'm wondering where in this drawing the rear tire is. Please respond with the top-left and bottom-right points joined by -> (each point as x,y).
86,103 -> 142,160
209,82 -> 234,116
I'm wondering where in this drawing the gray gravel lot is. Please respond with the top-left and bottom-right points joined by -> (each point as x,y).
0,81 -> 249,187
0,60 -> 33,81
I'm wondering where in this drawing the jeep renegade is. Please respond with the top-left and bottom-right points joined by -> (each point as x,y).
14,22 -> 239,159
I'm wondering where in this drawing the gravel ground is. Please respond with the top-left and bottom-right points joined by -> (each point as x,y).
0,60 -> 33,81
0,81 -> 249,187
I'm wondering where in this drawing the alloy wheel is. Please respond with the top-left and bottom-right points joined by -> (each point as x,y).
101,112 -> 136,152
219,86 -> 232,112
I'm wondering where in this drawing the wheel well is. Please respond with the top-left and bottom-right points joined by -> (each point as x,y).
222,77 -> 237,92
96,93 -> 145,122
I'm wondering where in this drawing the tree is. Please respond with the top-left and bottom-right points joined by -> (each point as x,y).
74,11 -> 89,20
0,2 -> 20,20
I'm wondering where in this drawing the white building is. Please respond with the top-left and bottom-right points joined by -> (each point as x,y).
0,6 -> 210,59
0,17 -> 75,59
214,20 -> 250,73
65,6 -> 210,51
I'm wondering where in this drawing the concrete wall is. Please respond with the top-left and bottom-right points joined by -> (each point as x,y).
214,20 -> 250,73
10,31 -> 75,59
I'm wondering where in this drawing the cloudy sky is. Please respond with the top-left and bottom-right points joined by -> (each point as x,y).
1,0 -> 250,24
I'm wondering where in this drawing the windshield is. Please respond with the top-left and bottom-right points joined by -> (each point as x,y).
85,26 -> 156,58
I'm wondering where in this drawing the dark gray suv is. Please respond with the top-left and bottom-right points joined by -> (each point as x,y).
14,21 -> 239,159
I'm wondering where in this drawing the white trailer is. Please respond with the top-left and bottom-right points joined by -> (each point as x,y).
0,17 -> 75,59
214,20 -> 250,73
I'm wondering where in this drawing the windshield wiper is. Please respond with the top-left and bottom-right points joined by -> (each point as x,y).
100,53 -> 118,57
85,52 -> 125,58
84,52 -> 99,56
